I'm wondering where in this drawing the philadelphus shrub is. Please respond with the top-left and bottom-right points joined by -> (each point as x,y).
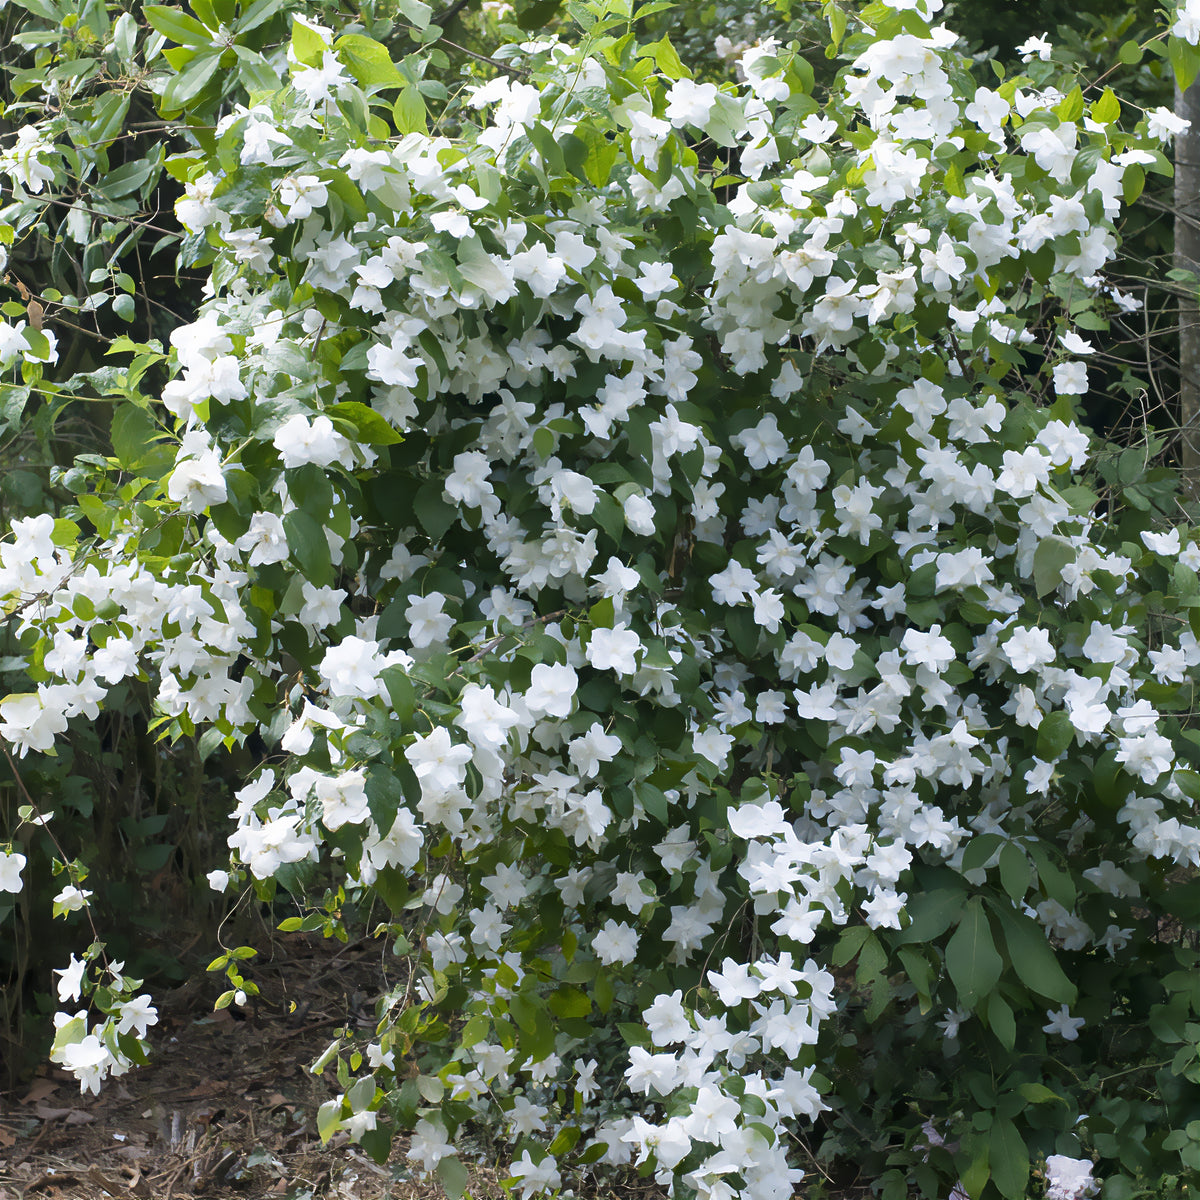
6,0 -> 1200,1194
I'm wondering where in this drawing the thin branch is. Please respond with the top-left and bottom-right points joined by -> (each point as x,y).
11,191 -> 179,238
465,608 -> 567,663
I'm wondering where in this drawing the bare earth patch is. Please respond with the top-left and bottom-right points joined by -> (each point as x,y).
0,934 -> 510,1200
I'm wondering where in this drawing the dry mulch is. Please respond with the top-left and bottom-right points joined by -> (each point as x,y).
0,932 -> 510,1200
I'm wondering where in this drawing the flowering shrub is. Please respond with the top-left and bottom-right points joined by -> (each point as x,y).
7,0 -> 1200,1196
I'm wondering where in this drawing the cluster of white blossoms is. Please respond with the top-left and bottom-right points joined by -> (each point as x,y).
5,0 -> 1200,1195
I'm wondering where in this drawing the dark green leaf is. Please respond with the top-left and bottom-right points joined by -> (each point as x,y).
1036,710 -> 1074,761
160,50 -> 222,110
991,904 -> 1076,1004
987,991 -> 1015,1050
998,843 -> 1031,902
414,480 -> 457,543
283,509 -> 334,585
436,1156 -> 469,1200
989,1117 -> 1029,1199
945,898 -> 1003,1009
1033,535 -> 1074,599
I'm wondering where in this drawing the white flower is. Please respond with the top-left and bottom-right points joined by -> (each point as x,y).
55,954 -> 88,1003
1147,106 -> 1190,142
279,174 -> 328,221
406,591 -> 454,648
116,994 -> 158,1038
509,1150 -> 561,1198
273,414 -> 353,469
53,884 -> 92,913
320,637 -> 411,701
524,662 -> 578,718
1052,361 -> 1088,396
0,850 -> 26,893
1018,33 -> 1053,61
664,79 -> 720,127
1003,626 -> 1055,673
168,433 -> 226,513
593,919 -> 639,964
587,624 -> 642,675
1042,1004 -> 1085,1041
60,1034 -> 112,1095
1045,1154 -> 1098,1200
733,414 -> 789,468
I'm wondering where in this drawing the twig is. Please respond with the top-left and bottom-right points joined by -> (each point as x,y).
432,36 -> 529,78
465,608 -> 566,663
11,192 -> 179,238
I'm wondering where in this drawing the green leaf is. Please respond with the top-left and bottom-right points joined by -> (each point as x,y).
1028,843 -> 1075,908
397,0 -> 433,28
236,0 -> 286,35
960,1140 -> 989,1200
1092,87 -> 1120,125
618,1021 -> 651,1047
547,986 -> 591,1018
160,50 -> 222,111
111,404 -> 163,470
1171,37 -> 1200,92
1055,85 -> 1084,123
101,158 -> 161,200
1018,1081 -> 1063,1104
998,843 -> 1031,902
564,123 -> 618,188
1035,710 -> 1074,761
328,401 -> 404,445
945,897 -> 1003,1009
832,924 -> 872,967
636,781 -> 669,823
89,92 -> 131,146
988,1117 -> 1029,1200
393,86 -> 427,134
1117,39 -> 1143,65
987,991 -> 1015,1050
290,14 -> 326,65
515,0 -> 562,30
527,123 -> 565,175
1033,535 -> 1074,599
145,4 -> 212,44
335,33 -> 405,88
435,1156 -> 470,1200
382,665 -> 416,722
828,4 -> 847,51
414,480 -> 457,542
960,832 -> 1003,876
646,34 -> 691,81
992,905 -> 1076,1004
52,518 -> 81,548
283,509 -> 334,585
897,946 -> 933,1005
1175,562 -> 1200,602
896,886 -> 965,944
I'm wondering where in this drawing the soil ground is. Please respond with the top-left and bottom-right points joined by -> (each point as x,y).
0,933 -> 548,1200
